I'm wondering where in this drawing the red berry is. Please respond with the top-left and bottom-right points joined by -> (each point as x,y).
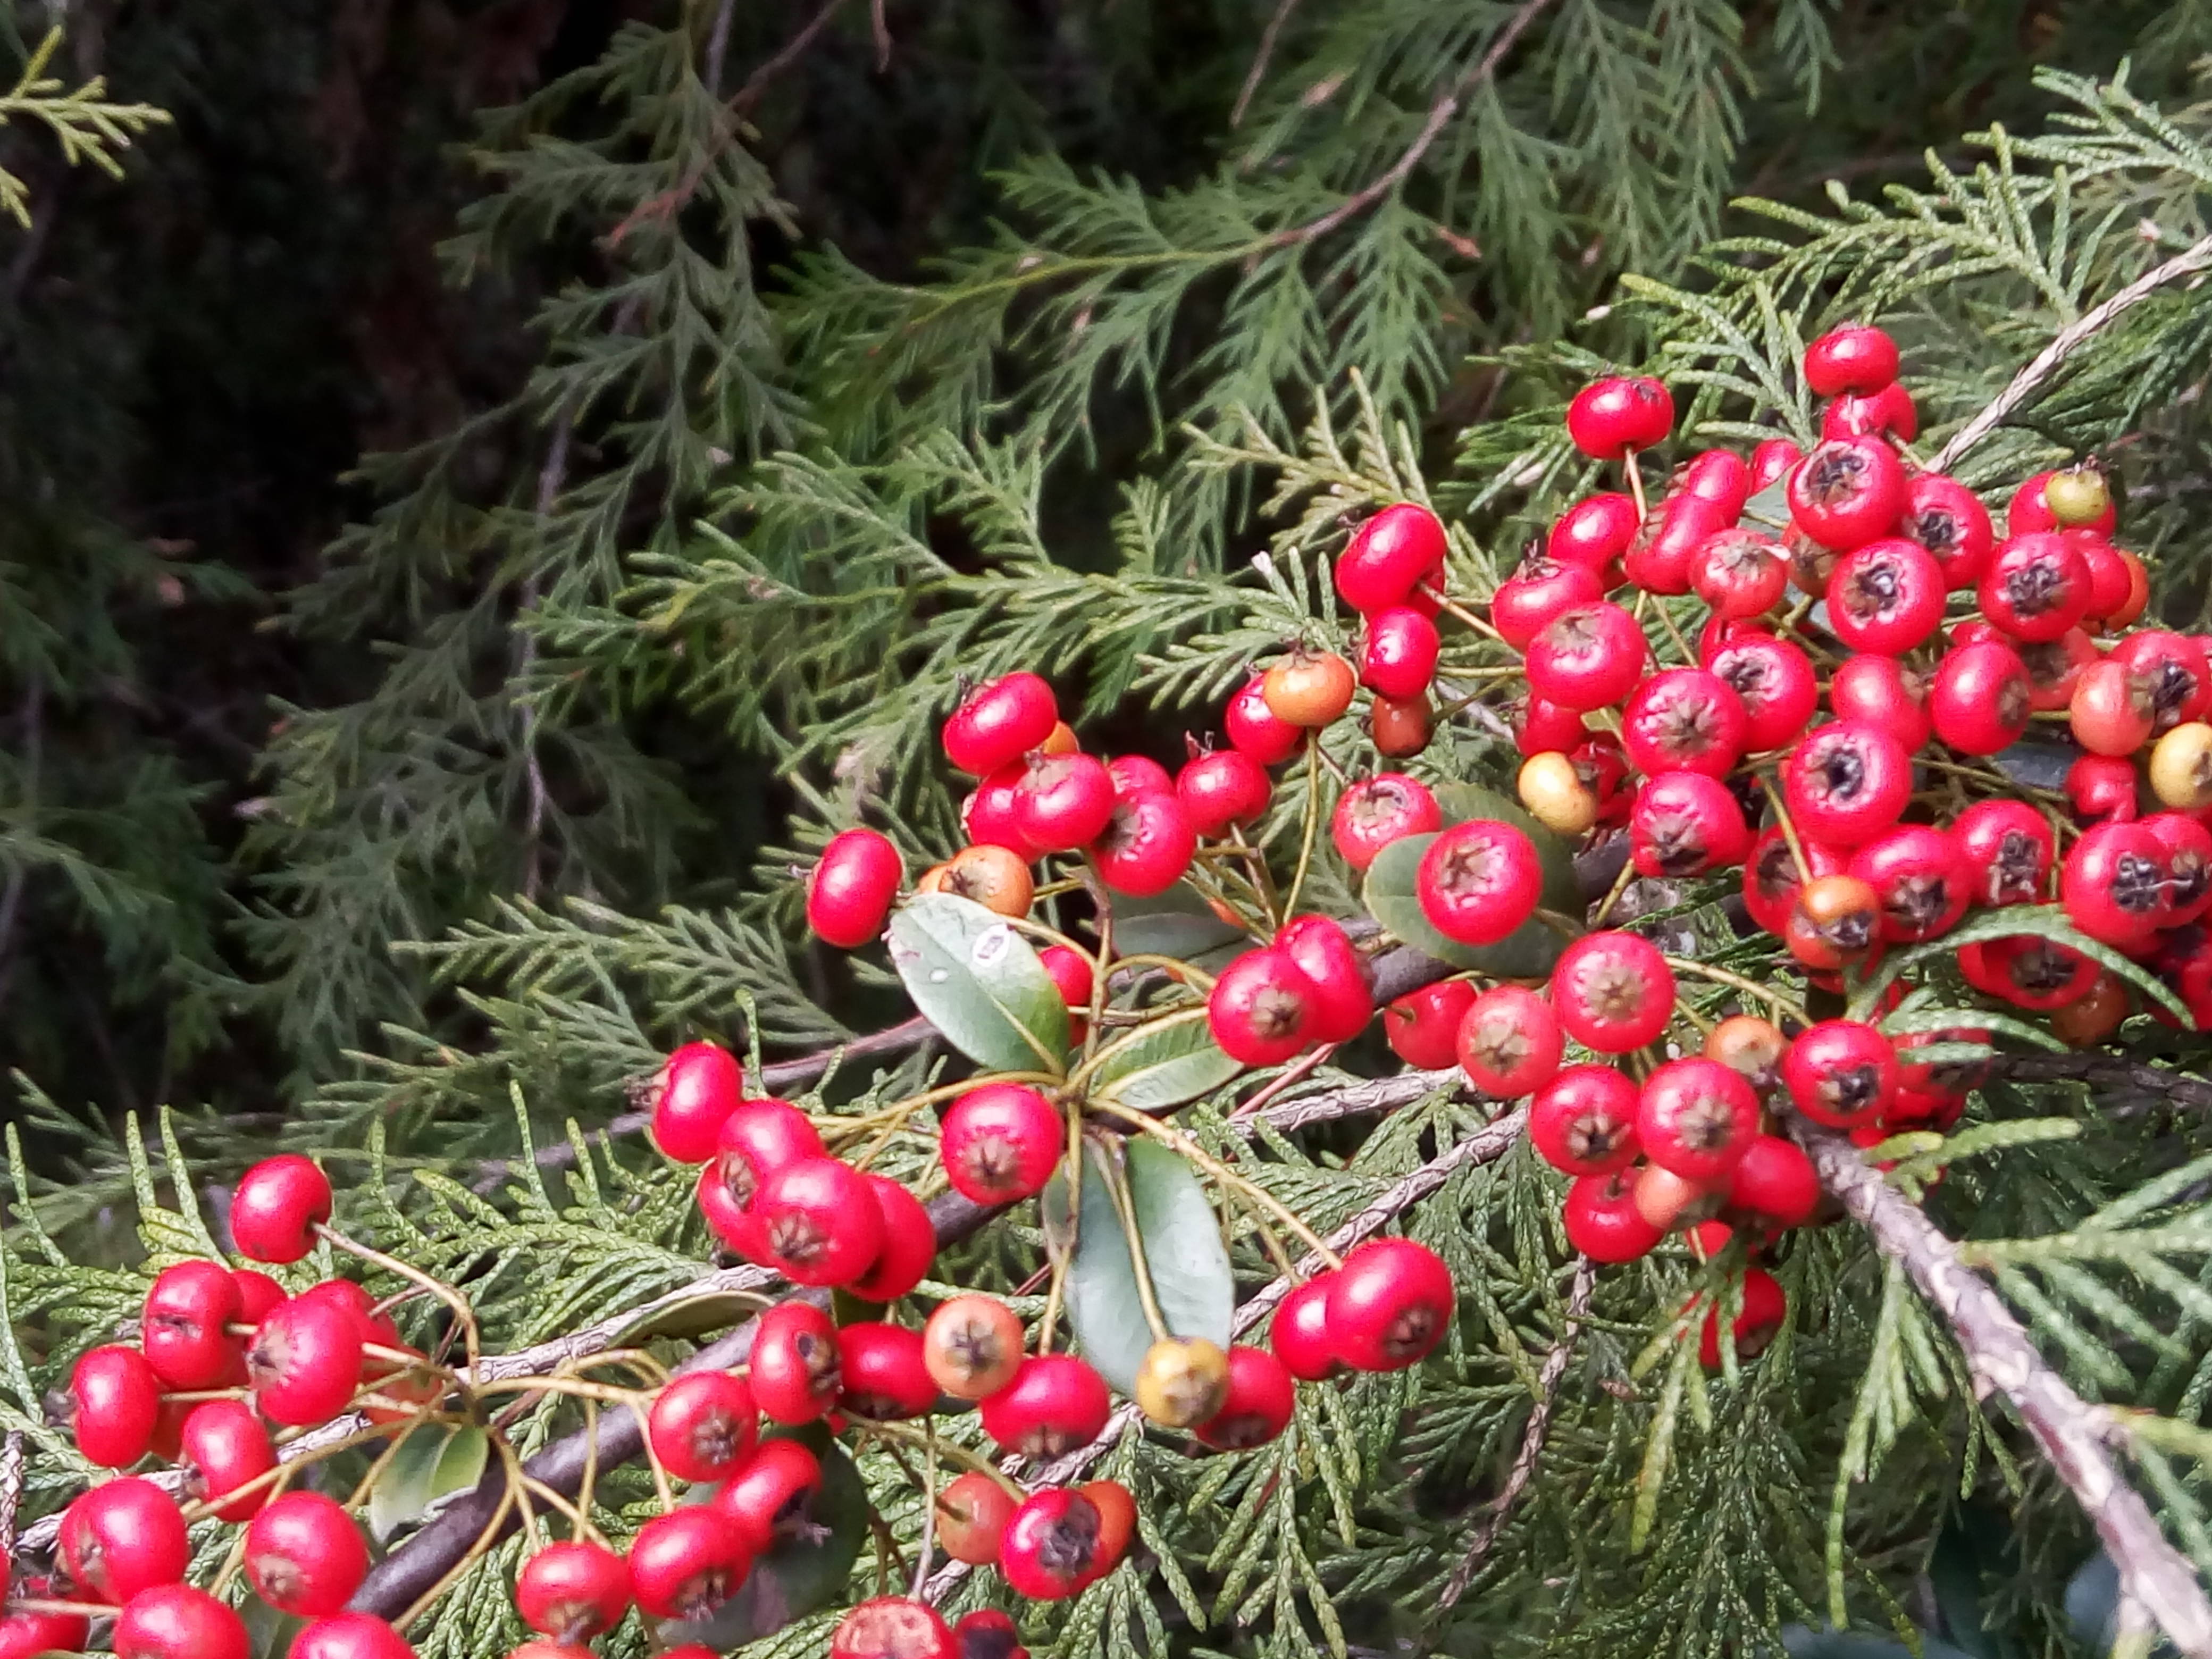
962,764 -> 1039,859
141,1259 -> 245,1393
1630,772 -> 1750,878
1708,633 -> 1820,753
1782,720 -> 1911,847
936,1470 -> 1018,1565
1194,1346 -> 1296,1449
1105,755 -> 1173,798
952,1610 -> 1028,1659
1015,752 -> 1117,852
517,1541 -> 631,1645
1566,376 -> 1673,459
1821,382 -> 1917,443
1678,448 -> 1753,516
830,1321 -> 935,1421
1562,1171 -> 1665,1263
65,1345 -> 161,1468
940,1083 -> 1062,1204
1849,826 -> 1969,943
833,1598 -> 957,1659
923,1295 -> 1025,1401
1826,536 -> 1944,654
1225,674 -> 1304,765
748,1302 -> 842,1424
2148,812 -> 2212,925
1326,1237 -> 1453,1371
1636,1058 -> 1759,1182
2071,659 -> 2157,757
979,1354 -> 1111,1459
1787,437 -> 1905,550
998,1489 -> 1106,1601
628,1508 -> 750,1622
1928,639 -> 2032,756
1526,601 -> 1649,714
178,1400 -> 276,1523
1528,1063 -> 1639,1176
1621,667 -> 1747,779
297,1278 -> 400,1354
1624,495 -> 1725,596
713,1436 -> 824,1554
248,1295 -> 364,1427
1359,607 -> 1441,700
1740,826 -> 1844,936
850,1175 -> 936,1303
1455,986 -> 1562,1100
1966,935 -> 2101,1012
1331,773 -> 1442,872
1689,527 -> 1787,619
753,1158 -> 884,1286
1512,692 -> 1591,756
1750,438 -> 1803,490
1207,946 -> 1319,1066
1830,655 -> 1931,752
1269,1274 -> 1341,1381
1382,979 -> 1477,1069
2064,820 -> 2170,946
1547,493 -> 1640,568
1953,800 -> 2054,907
1804,324 -> 1899,397
232,1267 -> 286,1328
60,1478 -> 189,1604
1900,472 -> 1996,589
2074,533 -> 2134,621
1415,820 -> 1542,945
1549,932 -> 1675,1054
1176,748 -> 1272,836
2112,631 -> 2212,733
2069,752 -> 2141,823
116,1584 -> 249,1659
288,1615 -> 417,1659
1493,558 -> 1604,649
1980,532 -> 2091,643
944,674 -> 1059,777
1728,1134 -> 1820,1227
1697,1268 -> 1788,1368
1091,789 -> 1197,896
647,1041 -> 743,1164
245,1493 -> 367,1618
231,1155 -> 332,1265
1781,1020 -> 1897,1128
1275,915 -> 1373,1044
0,1591 -> 89,1659
648,1370 -> 758,1482
808,828 -> 905,949
1039,944 -> 1095,1019
706,1096 -> 826,1255
1337,504 -> 1448,615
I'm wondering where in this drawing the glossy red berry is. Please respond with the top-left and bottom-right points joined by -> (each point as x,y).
1826,537 -> 1944,654
288,1614 -> 417,1659
648,1370 -> 758,1483
1928,639 -> 2032,756
1830,655 -> 1931,752
1547,493 -> 1640,569
1358,607 -> 1441,700
60,1478 -> 188,1604
647,1041 -> 744,1164
2069,747 -> 2137,823
1740,826 -> 1844,936
231,1155 -> 332,1265
936,1470 -> 1018,1565
1965,935 -> 2100,1012
836,1322 -> 937,1421
1382,979 -> 1477,1069
1697,1268 -> 1789,1368
2148,812 -> 2212,926
1625,495 -> 1727,596
1337,504 -> 1448,615
1039,944 -> 1094,1020
1849,826 -> 1969,943
1728,1134 -> 1820,1228
713,1437 -> 825,1555
2070,659 -> 2156,757
64,1345 -> 161,1469
138,1259 -> 244,1393
1269,1274 -> 1340,1381
1015,752 -> 1116,852
1326,1237 -> 1454,1371
1678,448 -> 1753,516
1493,558 -> 1604,649
115,1584 -> 249,1659
979,1354 -> 1111,1460
1225,672 -> 1306,764
711,1096 -> 825,1218
2074,533 -> 2133,622
1194,1346 -> 1296,1449
1566,376 -> 1673,459
1980,532 -> 2091,643
248,1295 -> 364,1427
1455,985 -> 1562,1099
1562,1171 -> 1666,1263
940,1083 -> 1062,1204
1782,720 -> 1911,847
1821,382 -> 1917,442
944,674 -> 1058,776
1416,820 -> 1543,946
754,1157 -> 884,1286
1526,602 -> 1647,712
808,829 -> 906,949
1275,915 -> 1373,1044
748,1302 -> 842,1424
1549,932 -> 1675,1054
1177,748 -> 1272,837
1804,324 -> 1899,397
1207,946 -> 1318,1066
1781,1020 -> 1897,1128
1900,472 -> 1996,589
1331,773 -> 1442,873
1787,437 -> 1905,551
1954,799 -> 2054,907
1636,1058 -> 1759,1182
246,1492 -> 368,1616
0,1591 -> 88,1659
1091,789 -> 1197,896
627,1508 -> 750,1622
517,1541 -> 631,1645
1105,754 -> 1173,798
963,764 -> 1038,859
1622,667 -> 1747,779
1513,692 -> 1591,756
1749,437 -> 1803,489
1708,634 -> 1820,753
952,1610 -> 1029,1659
998,1489 -> 1106,1601
2064,820 -> 2170,946
178,1400 -> 276,1523
849,1175 -> 936,1303
2112,631 -> 2212,733
1527,1063 -> 1639,1176
1689,527 -> 1788,620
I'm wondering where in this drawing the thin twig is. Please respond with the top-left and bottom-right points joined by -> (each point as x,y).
702,0 -> 739,96
1232,0 -> 1304,128
1794,1122 -> 2212,1659
732,0 -> 847,114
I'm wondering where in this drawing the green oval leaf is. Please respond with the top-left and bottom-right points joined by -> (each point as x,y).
1107,881 -> 1249,961
367,1423 -> 488,1545
886,892 -> 1069,1074
1362,827 -> 1570,980
669,1429 -> 868,1647
1041,1138 -> 1233,1397
1087,1007 -> 1243,1111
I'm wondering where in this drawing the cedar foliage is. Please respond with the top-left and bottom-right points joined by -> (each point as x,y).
10,5 -> 2212,1659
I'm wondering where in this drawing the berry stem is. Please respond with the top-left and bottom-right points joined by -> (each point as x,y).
1101,1152 -> 1176,1343
317,1224 -> 484,1375
911,1426 -> 940,1599
1590,858 -> 1637,927
1083,860 -> 1115,1065
1228,823 -> 1282,931
1754,775 -> 1813,885
1086,1098 -> 1345,1269
1623,451 -> 1649,522
1417,584 -> 1506,643
1661,955 -> 1811,1027
1282,731 -> 1325,920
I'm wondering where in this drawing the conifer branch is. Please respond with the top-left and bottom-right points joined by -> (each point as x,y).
1795,1123 -> 2212,1659
1232,0 -> 1304,129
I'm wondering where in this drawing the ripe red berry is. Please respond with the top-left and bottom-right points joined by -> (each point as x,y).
936,1470 -> 1018,1565
962,764 -> 1039,859
1039,944 -> 1095,1022
231,1267 -> 286,1329
1966,935 -> 2101,1012
2112,631 -> 2212,732
115,1584 -> 249,1659
715,1437 -> 825,1556
1782,720 -> 1911,847
711,1095 -> 825,1224
1090,789 -> 1197,896
807,828 -> 906,949
1526,602 -> 1647,712
178,1400 -> 276,1523
1562,1171 -> 1666,1263
978,1354 -> 1111,1459
1706,633 -> 1819,753
1331,773 -> 1442,873
943,674 -> 1058,776
1105,755 -> 1173,798
1678,448 -> 1753,516
850,1175 -> 937,1303
1980,532 -> 2091,643
1826,537 -> 1944,654
1953,800 -> 2053,907
1269,1274 -> 1340,1381
1225,673 -> 1305,764
648,1370 -> 758,1483
2064,820 -> 2170,946
248,1295 -> 364,1427
1728,1134 -> 1821,1228
1275,915 -> 1374,1044
921,1295 -> 1024,1402
1830,654 -> 1931,752
1621,667 -> 1747,779
64,1345 -> 161,1469
60,1478 -> 189,1604
1636,1058 -> 1759,1182
1804,324 -> 1899,397
940,1083 -> 1062,1204
1781,1020 -> 1896,1128
2066,751 -> 2139,825
1326,1237 -> 1454,1371
748,1302 -> 842,1423
231,1155 -> 332,1265
1629,772 -> 1750,878
0,1591 -> 89,1659
1928,638 -> 2032,757
1848,826 -> 1968,943
1207,946 -> 1319,1066
1821,382 -> 1917,443
1359,607 -> 1441,700
1382,979 -> 1477,1069
1455,986 -> 1562,1099
997,1488 -> 1106,1601
1787,437 -> 1905,551
1566,376 -> 1674,459
1015,752 -> 1117,852
1512,692 -> 1591,756
647,1041 -> 744,1164
1493,558 -> 1604,649
289,1614 -> 418,1659
753,1157 -> 884,1286
2070,659 -> 2156,758
2075,533 -> 2134,622
833,1321 -> 937,1421
2147,812 -> 2212,926
1337,504 -> 1448,615
517,1541 -> 631,1645
1697,1268 -> 1789,1368
1689,527 -> 1788,620
1549,932 -> 1675,1054
244,1493 -> 367,1617
1624,495 -> 1727,597
1527,1063 -> 1639,1176
139,1259 -> 245,1393
2008,469 -> 2117,537
1739,826 -> 1843,936
832,1598 -> 957,1659
1194,1346 -> 1296,1449
627,1508 -> 752,1622
1899,472 -> 1996,589
1416,820 -> 1543,946
1547,493 -> 1639,568
1177,748 -> 1272,837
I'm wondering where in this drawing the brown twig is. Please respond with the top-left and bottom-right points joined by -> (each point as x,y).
1794,1122 -> 2212,1659
1232,0 -> 1305,128
732,0 -> 848,114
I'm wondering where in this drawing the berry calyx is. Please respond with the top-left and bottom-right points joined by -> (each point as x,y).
1549,931 -> 1675,1054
